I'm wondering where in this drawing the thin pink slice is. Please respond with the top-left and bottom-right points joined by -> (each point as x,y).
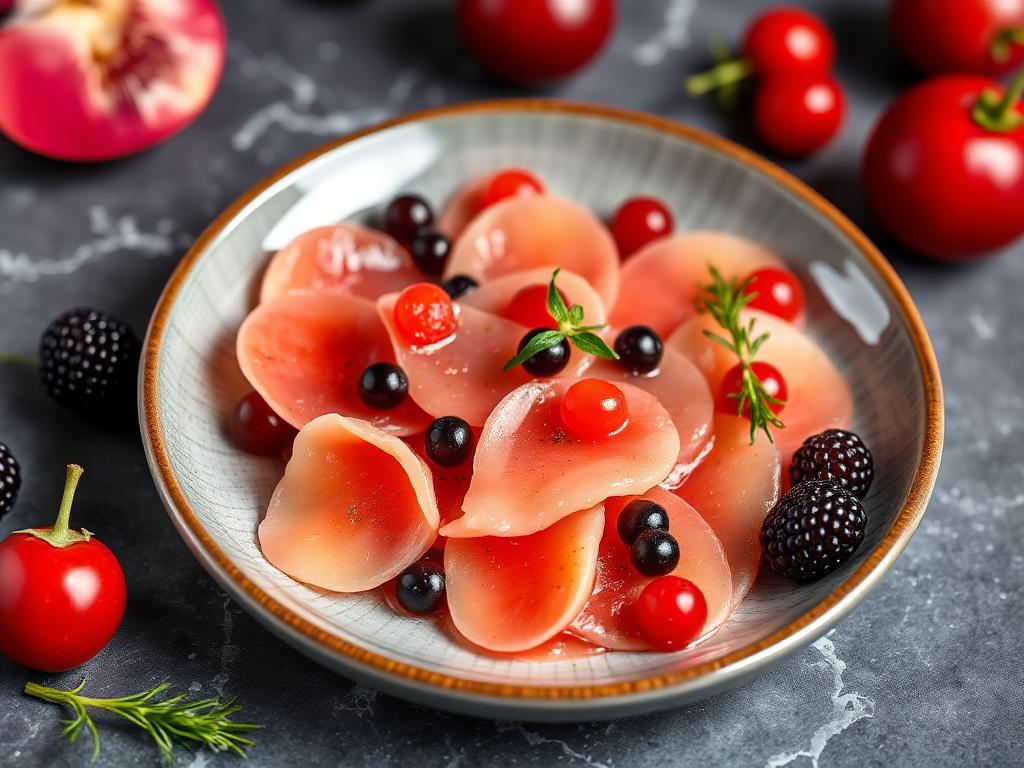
436,173 -> 491,241
405,431 -> 478,529
441,379 -> 680,538
445,504 -> 604,652
260,223 -> 421,304
259,415 -> 439,592
459,267 -> 607,327
570,488 -> 733,651
444,196 -> 620,309
675,415 -> 781,607
611,231 -> 793,338
667,308 -> 852,459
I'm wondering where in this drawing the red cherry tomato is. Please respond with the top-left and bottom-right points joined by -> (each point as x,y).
610,196 -> 674,258
743,267 -> 805,322
482,168 -> 545,209
890,0 -> 1024,77
230,391 -> 296,455
0,466 -> 126,672
753,74 -> 845,156
863,74 -> 1024,260
457,0 -> 614,84
560,379 -> 629,440
717,361 -> 788,417
742,6 -> 836,77
504,284 -> 567,329
394,283 -> 457,346
634,576 -> 707,650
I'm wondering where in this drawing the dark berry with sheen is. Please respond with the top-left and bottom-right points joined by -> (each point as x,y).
426,416 -> 474,467
395,560 -> 446,615
358,362 -> 408,409
630,529 -> 680,577
0,441 -> 21,519
790,429 -> 874,499
442,274 -> 479,299
614,325 -> 663,375
409,230 -> 451,276
384,194 -> 433,241
517,329 -> 570,377
39,307 -> 140,416
617,499 -> 669,545
760,480 -> 866,583
231,392 -> 296,455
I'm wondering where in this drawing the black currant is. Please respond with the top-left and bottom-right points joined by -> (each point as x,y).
358,362 -> 408,409
616,499 -> 669,545
442,274 -> 479,299
518,329 -> 570,377
395,560 -> 446,615
614,325 -> 663,375
409,230 -> 451,276
384,194 -> 433,241
630,530 -> 680,577
425,416 -> 473,467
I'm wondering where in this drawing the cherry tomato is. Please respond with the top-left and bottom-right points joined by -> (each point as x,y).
753,74 -> 845,156
718,362 -> 788,417
890,0 -> 1024,77
863,73 -> 1024,260
743,268 -> 805,322
634,576 -> 707,650
230,391 -> 296,455
742,6 -> 836,78
504,284 -> 566,329
560,379 -> 629,440
610,196 -> 674,258
457,0 -> 614,84
393,283 -> 457,345
481,168 -> 545,209
0,466 -> 126,672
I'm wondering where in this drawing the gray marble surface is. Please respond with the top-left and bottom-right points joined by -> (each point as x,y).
1,0 -> 1021,765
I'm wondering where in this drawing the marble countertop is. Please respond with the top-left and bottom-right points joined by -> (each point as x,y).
1,0 -> 1021,765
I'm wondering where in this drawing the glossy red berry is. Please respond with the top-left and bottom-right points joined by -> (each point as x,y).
504,284 -> 565,329
560,379 -> 629,440
717,361 -> 787,417
394,283 -> 457,346
753,74 -> 845,157
610,196 -> 674,258
742,6 -> 836,78
634,576 -> 708,651
482,168 -> 545,209
231,391 -> 296,455
743,267 -> 805,322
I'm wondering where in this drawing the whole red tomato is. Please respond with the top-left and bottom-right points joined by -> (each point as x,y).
0,465 -> 126,672
753,74 -> 845,156
457,0 -> 614,84
742,6 -> 836,78
863,73 -> 1024,260
890,0 -> 1024,77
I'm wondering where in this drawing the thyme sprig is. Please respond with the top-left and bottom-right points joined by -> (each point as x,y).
700,265 -> 785,444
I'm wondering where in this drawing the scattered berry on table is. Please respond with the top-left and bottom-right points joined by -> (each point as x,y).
409,230 -> 451,276
610,196 -> 673,258
789,429 -> 874,499
742,7 -> 836,79
441,274 -> 479,299
395,560 -> 446,615
630,529 -> 680,577
481,168 -> 545,209
753,73 -> 845,157
358,363 -> 409,410
384,194 -> 433,242
39,307 -> 140,417
505,284 -> 564,329
393,283 -> 457,346
517,329 -> 571,377
634,576 -> 708,651
617,499 -> 670,546
425,416 -> 474,467
743,267 -> 805,322
760,480 -> 867,583
560,379 -> 629,440
230,391 -> 296,455
717,360 -> 787,417
0,442 -> 20,519
614,325 -> 663,375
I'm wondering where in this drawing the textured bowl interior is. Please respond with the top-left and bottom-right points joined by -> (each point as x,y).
147,108 -> 930,699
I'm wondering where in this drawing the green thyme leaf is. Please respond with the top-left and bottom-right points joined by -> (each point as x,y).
502,329 -> 566,371
568,304 -> 584,325
569,332 -> 619,360
546,268 -> 571,324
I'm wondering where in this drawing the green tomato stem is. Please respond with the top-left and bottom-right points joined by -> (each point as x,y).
0,353 -> 39,367
991,26 -> 1024,63
685,58 -> 754,98
972,65 -> 1024,132
17,464 -> 93,548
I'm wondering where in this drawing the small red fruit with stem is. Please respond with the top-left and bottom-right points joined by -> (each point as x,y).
634,576 -> 708,651
718,361 -> 788,418
753,74 -> 845,156
743,267 -> 805,323
560,379 -> 629,440
0,465 -> 126,672
610,196 -> 674,258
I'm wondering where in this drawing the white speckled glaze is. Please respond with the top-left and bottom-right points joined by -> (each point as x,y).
140,102 -> 943,721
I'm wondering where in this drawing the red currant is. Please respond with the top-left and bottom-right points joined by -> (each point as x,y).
743,267 -> 805,322
634,576 -> 708,651
504,284 -> 566,329
753,74 -> 845,157
231,391 -> 296,455
394,283 -> 457,346
482,168 -> 545,209
610,196 -> 674,258
717,361 -> 788,417
742,7 -> 836,78
560,379 -> 629,440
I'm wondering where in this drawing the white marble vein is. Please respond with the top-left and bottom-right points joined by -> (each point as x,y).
632,0 -> 698,66
497,724 -> 611,768
968,311 -> 996,340
211,596 -> 240,697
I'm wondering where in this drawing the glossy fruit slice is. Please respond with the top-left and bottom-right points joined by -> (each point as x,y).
611,231 -> 793,337
570,488 -> 732,651
441,379 -> 679,538
444,196 -> 620,309
259,414 -> 439,592
675,415 -> 781,606
237,291 -> 431,435
260,223 -> 421,304
458,267 -> 607,328
445,504 -> 604,652
667,308 -> 852,459
436,173 -> 492,241
405,430 -> 477,529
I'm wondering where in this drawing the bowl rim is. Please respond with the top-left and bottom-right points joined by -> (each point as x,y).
139,99 -> 944,708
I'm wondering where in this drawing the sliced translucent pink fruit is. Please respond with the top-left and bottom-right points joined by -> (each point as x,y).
445,504 -> 604,652
675,415 -> 781,607
667,308 -> 852,459
259,414 -> 439,592
238,291 -> 431,435
444,196 -> 620,309
586,346 -> 713,474
260,223 -> 420,304
459,267 -> 607,327
441,379 -> 680,538
570,488 -> 732,651
436,173 -> 491,241
611,231 -> 793,337
405,430 -> 479,529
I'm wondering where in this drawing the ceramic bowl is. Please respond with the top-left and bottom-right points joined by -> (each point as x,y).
140,101 -> 943,721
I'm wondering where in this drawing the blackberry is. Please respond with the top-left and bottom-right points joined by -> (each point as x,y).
760,480 -> 866,583
39,308 -> 140,416
0,441 -> 20,519
790,429 -> 874,499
